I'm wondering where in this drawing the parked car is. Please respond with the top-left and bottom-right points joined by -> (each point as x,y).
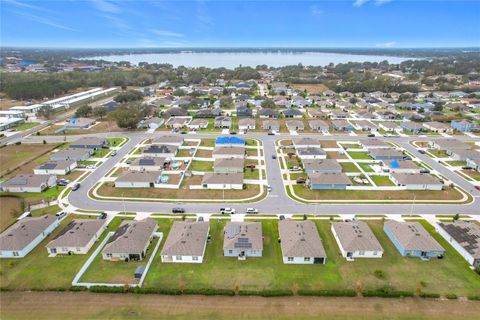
97,212 -> 107,219
72,183 -> 80,191
126,160 -> 132,164
475,186 -> 480,191
420,169 -> 430,174
245,164 -> 256,169
111,151 -> 117,157
267,131 -> 275,135
57,179 -> 70,186
101,145 -> 110,149
180,131 -> 187,134
267,185 -> 272,192
296,178 -> 306,184
418,150 -> 426,154
86,165 -> 96,169
367,134 -> 375,137
462,166 -> 473,170
272,154 -> 277,159
77,164 -> 86,169
246,208 -> 258,214
290,166 -> 301,171
56,211 -> 66,218
220,208 -> 235,214
230,131 -> 237,135
172,207 -> 185,213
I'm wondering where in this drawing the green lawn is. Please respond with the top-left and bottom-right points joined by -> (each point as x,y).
370,175 -> 395,186
244,169 -> 260,180
200,138 -> 215,147
177,149 -> 195,157
78,160 -> 97,166
340,143 -> 360,149
189,160 -> 213,172
0,186 -> 65,200
429,150 -> 449,158
15,122 -> 40,131
445,160 -> 467,167
347,151 -> 372,160
358,162 -> 375,172
340,162 -> 360,173
246,149 -> 259,157
91,148 -> 111,158
107,137 -> 126,147
0,215 -> 123,290
143,219 -> 480,296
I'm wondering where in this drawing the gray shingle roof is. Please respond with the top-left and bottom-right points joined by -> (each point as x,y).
103,218 -> 157,255
332,221 -> 383,252
201,172 -> 243,185
161,221 -> 209,256
46,219 -> 105,249
0,215 -> 57,251
223,222 -> 263,251
385,221 -> 444,252
437,221 -> 480,259
279,220 -> 326,258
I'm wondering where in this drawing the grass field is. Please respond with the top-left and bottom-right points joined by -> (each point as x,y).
244,169 -> 260,180
14,122 -> 40,131
370,175 -> 395,186
189,160 -> 214,172
347,151 -> 372,160
358,162 -> 375,172
291,83 -> 329,93
4,292 -> 480,320
292,185 -> 465,202
0,196 -> 24,231
445,160 -> 467,166
429,149 -> 449,158
0,143 -> 61,177
340,162 -> 360,173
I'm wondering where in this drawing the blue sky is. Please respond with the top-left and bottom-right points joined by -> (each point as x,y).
1,0 -> 479,48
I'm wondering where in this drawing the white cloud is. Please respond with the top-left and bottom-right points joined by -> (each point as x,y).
310,5 -> 324,16
375,0 -> 393,5
376,41 -> 396,48
90,0 -> 121,14
354,0 -> 393,7
12,10 -> 77,31
151,29 -> 184,38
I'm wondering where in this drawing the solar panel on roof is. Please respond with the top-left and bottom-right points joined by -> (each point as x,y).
139,159 -> 155,165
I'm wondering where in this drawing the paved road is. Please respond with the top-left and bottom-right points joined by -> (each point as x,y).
65,131 -> 480,215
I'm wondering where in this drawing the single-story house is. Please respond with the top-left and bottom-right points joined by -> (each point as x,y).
65,117 -> 96,129
368,148 -> 405,161
223,222 -> 263,258
423,121 -> 453,133
137,117 -> 164,129
451,119 -> 479,132
353,120 -> 377,132
236,105 -> 253,117
308,120 -> 329,132
1,174 -> 57,193
307,172 -> 351,190
400,121 -> 424,133
435,221 -> 480,268
187,118 -> 209,129
258,108 -> 279,118
115,171 -> 162,188
160,221 -> 210,263
383,159 -> 421,174
214,116 -> 232,129
296,147 -> 327,160
378,122 -> 399,132
214,158 -> 244,174
390,173 -> 443,190
467,158 -> 480,172
46,219 -> 107,255
69,137 -> 106,150
329,110 -> 348,119
307,109 -> 325,118
286,120 -> 305,131
195,108 -> 222,118
212,146 -> 245,159
49,148 -> 92,161
331,221 -> 384,260
238,118 -> 256,131
130,157 -> 167,171
429,138 -> 471,151
34,160 -> 77,175
152,136 -> 183,146
279,219 -> 326,264
293,138 -> 320,149
302,159 -> 342,174
384,221 -> 444,259
201,172 -> 243,190
165,117 -> 190,129
282,109 -> 303,118
102,218 -> 158,261
262,120 -> 280,131
0,215 -> 59,258
361,139 -> 391,149
449,149 -> 480,161
332,120 -> 354,131
142,144 -> 178,158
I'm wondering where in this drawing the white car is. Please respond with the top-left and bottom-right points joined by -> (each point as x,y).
86,165 -> 96,169
246,208 -> 258,214
267,185 -> 272,192
220,207 -> 236,214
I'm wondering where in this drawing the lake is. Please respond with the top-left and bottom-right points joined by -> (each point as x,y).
83,51 -> 412,68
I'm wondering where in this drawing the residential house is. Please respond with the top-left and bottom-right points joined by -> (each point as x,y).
0,215 -> 59,258
160,221 -> 210,263
258,109 -> 279,118
223,222 -> 263,258
368,148 -> 405,161
152,136 -> 184,146
451,119 -> 479,132
383,159 -> 421,174
435,221 -> 480,268
332,120 -> 354,131
236,105 -> 253,118
449,149 -> 480,161
400,121 -> 424,134
164,107 -> 187,118
69,137 -> 106,150
282,109 -> 303,118
34,160 -> 77,175
278,219 -> 326,264
142,144 -> 178,158
165,117 -> 190,129
214,158 -> 244,174
423,121 -> 453,133
187,118 -> 209,130
195,108 -> 222,118
201,172 -> 243,190
212,146 -> 245,159
302,159 -> 342,174
361,139 -> 391,149
307,109 -> 325,118
102,218 -> 158,261
46,219 -> 107,255
137,117 -> 164,129
384,221 -> 444,259
214,116 -> 232,129
390,173 -> 443,190
130,157 -> 167,172
1,174 -> 57,193
353,120 -> 377,132
286,120 -> 305,131
49,148 -> 92,161
307,172 -> 351,190
262,120 -> 280,131
293,138 -> 320,149
378,122 -> 399,132
238,118 -> 256,131
331,221 -> 384,260
308,120 -> 329,132
115,171 -> 162,188
297,147 -> 327,160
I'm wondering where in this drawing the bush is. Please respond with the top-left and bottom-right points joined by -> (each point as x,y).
362,287 -> 414,298
182,288 -> 235,296
297,289 -> 356,297
468,294 -> 480,301
88,286 -> 131,293
133,287 -> 181,295
374,270 -> 385,279
238,289 -> 293,297
445,293 -> 458,300
419,292 -> 440,299
69,286 -> 88,292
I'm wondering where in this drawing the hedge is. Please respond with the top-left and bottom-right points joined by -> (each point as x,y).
239,289 -> 293,297
362,288 -> 414,298
468,294 -> 480,301
297,289 -> 357,297
418,292 -> 440,299
445,293 -> 458,300
182,288 -> 235,296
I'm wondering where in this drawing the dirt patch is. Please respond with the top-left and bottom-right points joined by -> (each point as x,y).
2,291 -> 479,320
0,196 -> 24,231
319,140 -> 340,148
291,83 -> 329,94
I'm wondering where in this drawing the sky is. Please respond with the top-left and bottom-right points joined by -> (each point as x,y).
1,0 -> 479,48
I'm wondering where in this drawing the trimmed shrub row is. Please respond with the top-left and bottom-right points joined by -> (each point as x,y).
418,292 -> 440,299
362,288 -> 414,298
445,293 -> 458,300
239,289 -> 293,297
297,289 -> 357,297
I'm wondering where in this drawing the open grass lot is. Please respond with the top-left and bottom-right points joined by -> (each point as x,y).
0,185 -> 65,208
340,162 -> 360,172
445,160 -> 467,166
0,196 -> 24,231
107,137 -> 126,147
142,219 -> 480,297
4,292 -> 480,320
0,215 -> 123,290
428,149 -> 449,158
244,169 -> 260,180
370,175 -> 395,186
14,122 -> 40,131
318,140 -> 339,148
347,151 -> 372,160
0,143 -> 61,177
177,148 -> 195,157
291,83 -> 329,93
292,185 -> 465,202
39,121 -> 125,135
189,160 -> 213,171
199,138 -> 215,147
97,182 -> 262,200
195,149 -> 213,158
358,162 -> 375,172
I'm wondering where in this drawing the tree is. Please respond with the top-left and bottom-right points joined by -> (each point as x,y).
114,90 -> 143,103
93,106 -> 107,119
261,98 -> 275,109
75,105 -> 93,118
37,105 -> 54,119
110,102 -> 151,129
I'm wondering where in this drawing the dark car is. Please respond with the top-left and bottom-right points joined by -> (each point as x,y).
172,207 -> 185,213
420,169 -> 430,174
101,145 -> 110,149
180,131 -> 187,134
367,134 -> 375,137
245,164 -> 256,169
418,150 -> 426,154
475,186 -> 480,191
230,132 -> 237,135
272,154 -> 277,159
296,178 -> 306,184
462,166 -> 473,170
72,183 -> 80,191
267,131 -> 275,136
97,213 -> 107,219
